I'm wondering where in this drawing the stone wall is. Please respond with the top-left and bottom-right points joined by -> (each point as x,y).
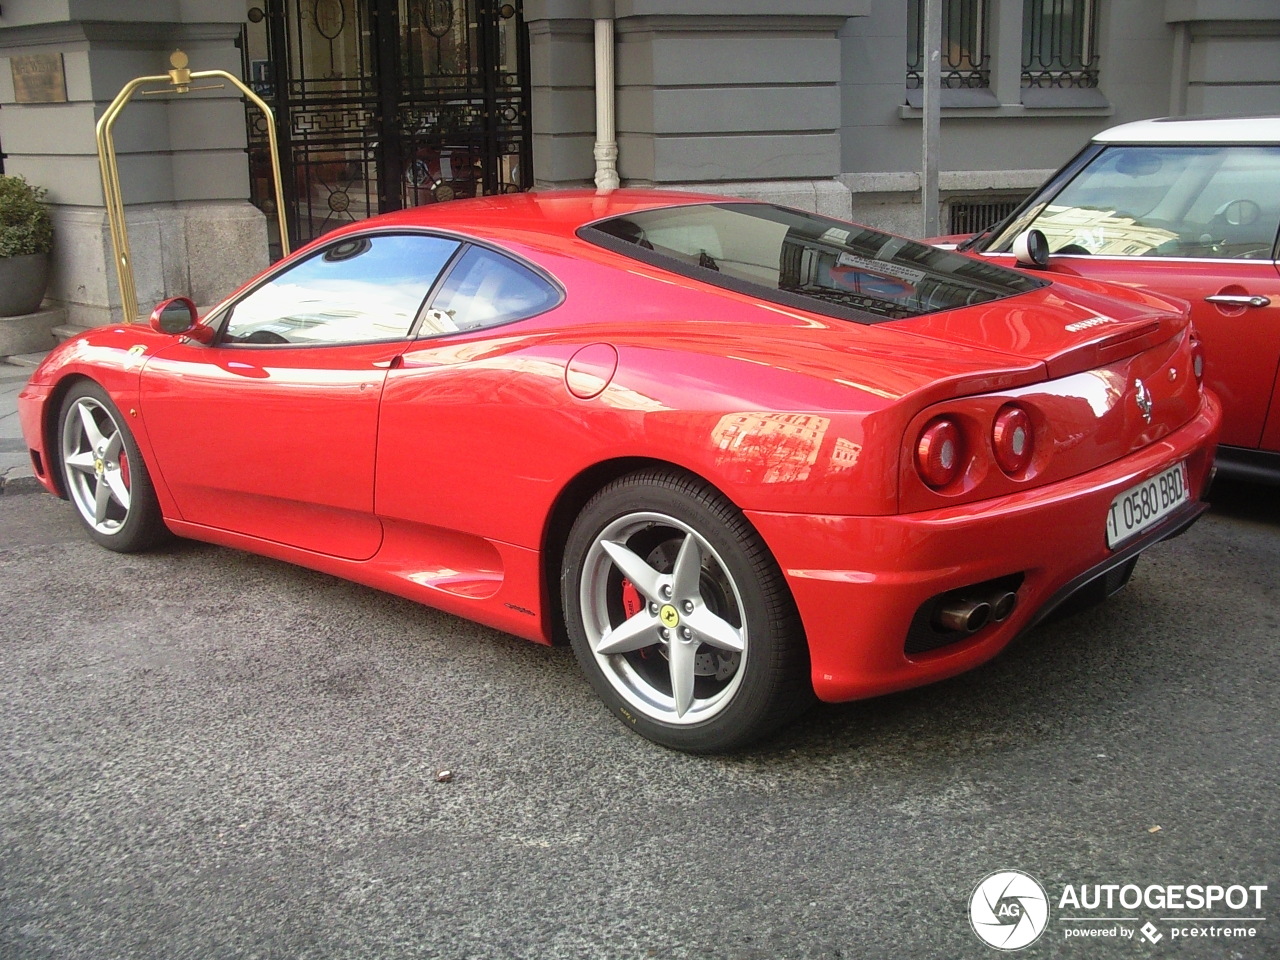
525,0 -> 863,219
528,0 -> 1280,239
0,1 -> 267,328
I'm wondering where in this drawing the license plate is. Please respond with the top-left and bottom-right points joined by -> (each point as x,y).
1105,462 -> 1189,549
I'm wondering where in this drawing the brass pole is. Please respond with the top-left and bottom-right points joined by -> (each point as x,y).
95,75 -> 162,324
94,51 -> 291,323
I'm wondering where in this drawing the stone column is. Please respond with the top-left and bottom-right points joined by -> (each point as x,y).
1164,0 -> 1280,115
0,0 -> 267,329
526,1 -> 598,189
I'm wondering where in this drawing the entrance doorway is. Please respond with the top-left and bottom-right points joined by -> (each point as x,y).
240,0 -> 531,252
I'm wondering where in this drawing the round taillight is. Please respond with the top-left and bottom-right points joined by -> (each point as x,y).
992,405 -> 1034,475
916,418 -> 964,489
1190,339 -> 1205,382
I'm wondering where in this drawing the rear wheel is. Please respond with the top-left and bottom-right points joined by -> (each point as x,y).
58,381 -> 168,552
562,469 -> 811,752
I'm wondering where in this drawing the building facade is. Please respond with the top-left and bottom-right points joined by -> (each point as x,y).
1,0 -> 1278,332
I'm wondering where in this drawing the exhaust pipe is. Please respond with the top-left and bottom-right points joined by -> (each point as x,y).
933,598 -> 991,634
988,590 -> 1017,623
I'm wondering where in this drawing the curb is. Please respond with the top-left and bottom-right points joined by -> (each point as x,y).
0,475 -> 44,496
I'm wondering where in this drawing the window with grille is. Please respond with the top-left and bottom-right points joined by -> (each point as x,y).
907,0 -> 991,89
1022,0 -> 1099,88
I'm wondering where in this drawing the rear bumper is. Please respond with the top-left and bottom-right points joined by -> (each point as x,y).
747,393 -> 1220,703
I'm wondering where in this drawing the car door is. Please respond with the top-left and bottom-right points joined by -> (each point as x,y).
374,242 -> 564,547
989,142 -> 1280,452
140,232 -> 462,560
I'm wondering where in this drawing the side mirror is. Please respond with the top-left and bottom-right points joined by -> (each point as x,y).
149,297 -> 212,343
1214,198 -> 1261,227
1012,229 -> 1051,269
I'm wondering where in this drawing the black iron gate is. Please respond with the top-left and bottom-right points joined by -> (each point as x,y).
240,0 -> 531,252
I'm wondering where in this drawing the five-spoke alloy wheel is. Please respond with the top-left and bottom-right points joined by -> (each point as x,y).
58,381 -> 167,552
563,469 -> 810,752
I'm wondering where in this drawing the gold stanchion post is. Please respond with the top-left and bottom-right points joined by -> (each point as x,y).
95,50 -> 290,322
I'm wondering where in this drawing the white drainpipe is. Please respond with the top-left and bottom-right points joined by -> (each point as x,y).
593,9 -> 620,192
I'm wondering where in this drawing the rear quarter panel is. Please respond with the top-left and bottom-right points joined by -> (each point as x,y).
372,260 -> 1051,552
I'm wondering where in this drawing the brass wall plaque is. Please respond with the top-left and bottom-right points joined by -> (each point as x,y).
12,54 -> 68,104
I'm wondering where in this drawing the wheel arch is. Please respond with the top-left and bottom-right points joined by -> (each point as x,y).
539,455 -> 796,647
41,372 -> 98,500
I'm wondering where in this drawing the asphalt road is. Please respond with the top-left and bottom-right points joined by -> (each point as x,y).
1,480 -> 1276,960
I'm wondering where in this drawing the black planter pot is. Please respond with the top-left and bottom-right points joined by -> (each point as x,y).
0,253 -> 50,317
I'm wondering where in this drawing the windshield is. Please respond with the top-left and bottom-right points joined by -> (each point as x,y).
580,202 -> 1044,324
988,144 -> 1280,259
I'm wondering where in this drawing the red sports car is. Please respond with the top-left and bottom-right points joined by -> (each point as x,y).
17,191 -> 1220,752
940,115 -> 1280,484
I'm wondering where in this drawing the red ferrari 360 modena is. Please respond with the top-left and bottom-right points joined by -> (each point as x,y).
18,191 -> 1220,752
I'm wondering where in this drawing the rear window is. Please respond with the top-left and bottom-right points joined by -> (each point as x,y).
579,202 -> 1044,323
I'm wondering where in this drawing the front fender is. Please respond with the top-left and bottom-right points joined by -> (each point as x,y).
21,327 -> 183,516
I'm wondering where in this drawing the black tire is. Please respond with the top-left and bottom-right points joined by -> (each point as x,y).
561,468 -> 812,752
57,380 -> 169,553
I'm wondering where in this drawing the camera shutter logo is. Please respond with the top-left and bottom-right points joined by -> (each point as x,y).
970,870 -> 1050,950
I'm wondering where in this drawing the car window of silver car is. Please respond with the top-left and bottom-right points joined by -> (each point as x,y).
1018,145 -> 1280,260
222,233 -> 462,346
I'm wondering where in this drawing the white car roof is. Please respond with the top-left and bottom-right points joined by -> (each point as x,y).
1094,115 -> 1280,144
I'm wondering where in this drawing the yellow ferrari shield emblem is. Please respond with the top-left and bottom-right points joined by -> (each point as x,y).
659,604 -> 680,628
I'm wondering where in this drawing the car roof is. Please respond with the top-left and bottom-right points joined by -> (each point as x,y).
1093,115 -> 1280,145
361,188 -> 729,241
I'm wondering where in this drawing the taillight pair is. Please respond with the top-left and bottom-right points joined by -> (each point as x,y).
916,405 -> 1034,489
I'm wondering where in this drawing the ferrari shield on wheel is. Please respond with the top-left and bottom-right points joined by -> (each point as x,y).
58,381 -> 168,553
562,469 -> 811,752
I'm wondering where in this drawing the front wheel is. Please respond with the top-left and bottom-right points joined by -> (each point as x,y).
58,381 -> 169,552
562,469 -> 811,752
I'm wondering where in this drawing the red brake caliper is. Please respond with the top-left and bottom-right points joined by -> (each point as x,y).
620,579 -> 643,618
619,578 -> 649,657
119,450 -> 131,489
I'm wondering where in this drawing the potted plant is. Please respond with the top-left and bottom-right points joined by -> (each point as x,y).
0,174 -> 54,317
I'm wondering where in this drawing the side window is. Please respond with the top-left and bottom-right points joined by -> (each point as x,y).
419,246 -> 560,335
1179,147 -> 1280,258
1025,145 -> 1280,260
224,234 -> 461,345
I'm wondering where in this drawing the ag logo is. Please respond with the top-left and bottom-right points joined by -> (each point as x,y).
969,870 -> 1049,950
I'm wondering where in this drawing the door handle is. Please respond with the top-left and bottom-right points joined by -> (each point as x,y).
1204,294 -> 1271,308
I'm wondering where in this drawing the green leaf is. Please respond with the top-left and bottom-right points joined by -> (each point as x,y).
0,175 -> 54,258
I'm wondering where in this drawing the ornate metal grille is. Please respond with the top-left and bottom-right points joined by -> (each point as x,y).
240,0 -> 531,254
1022,0 -> 1099,88
907,0 -> 990,90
